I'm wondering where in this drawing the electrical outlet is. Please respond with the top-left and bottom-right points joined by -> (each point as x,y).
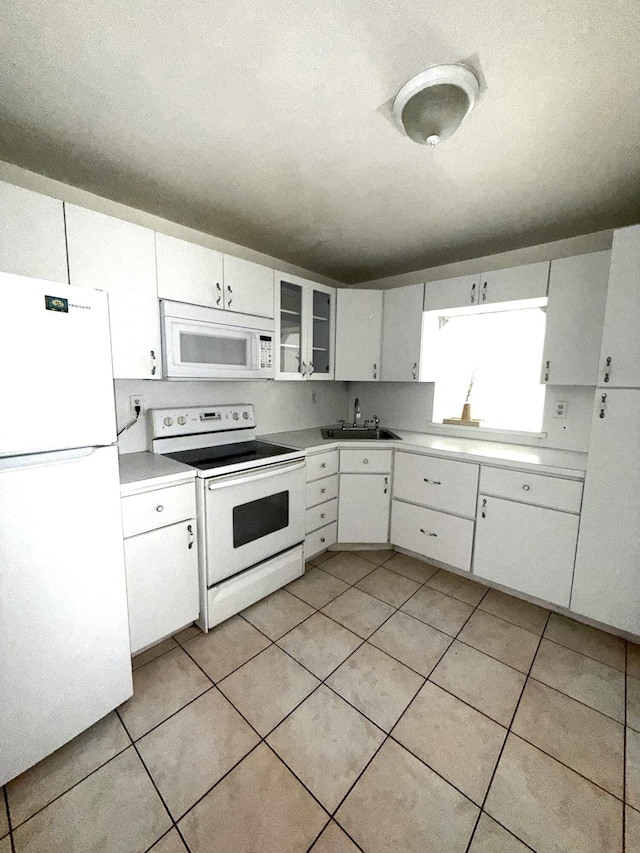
552,400 -> 567,419
129,395 -> 145,416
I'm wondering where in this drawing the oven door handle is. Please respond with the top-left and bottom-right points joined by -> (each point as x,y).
206,459 -> 305,490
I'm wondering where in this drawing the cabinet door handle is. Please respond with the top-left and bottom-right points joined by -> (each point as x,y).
481,497 -> 487,518
599,393 -> 607,419
419,529 -> 437,537
156,505 -> 164,512
471,282 -> 477,304
187,523 -> 195,549
373,363 -> 377,379
321,462 -> 327,469
481,281 -> 488,302
301,361 -> 307,377
226,285 -> 233,307
412,362 -> 417,380
216,281 -> 222,306
544,360 -> 550,382
603,356 -> 612,383
384,476 -> 388,494
309,362 -> 315,376
423,478 -> 442,485
150,350 -> 157,376
321,512 -> 326,519
320,537 -> 326,543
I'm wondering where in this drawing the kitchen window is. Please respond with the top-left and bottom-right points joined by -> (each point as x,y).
427,300 -> 547,433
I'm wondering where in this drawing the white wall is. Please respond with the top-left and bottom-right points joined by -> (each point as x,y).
347,382 -> 593,453
115,379 -> 349,454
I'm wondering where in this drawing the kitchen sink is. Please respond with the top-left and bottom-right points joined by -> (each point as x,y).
321,427 -> 401,440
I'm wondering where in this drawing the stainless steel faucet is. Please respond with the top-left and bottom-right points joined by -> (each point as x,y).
353,397 -> 362,428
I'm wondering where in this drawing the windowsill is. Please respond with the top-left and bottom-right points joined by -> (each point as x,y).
425,423 -> 547,444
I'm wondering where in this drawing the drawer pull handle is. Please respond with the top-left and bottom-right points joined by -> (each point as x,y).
423,478 -> 442,485
419,529 -> 438,537
599,392 -> 607,419
156,505 -> 164,512
187,523 -> 194,549
321,462 -> 327,468
320,537 -> 326,543
321,513 -> 326,519
363,459 -> 369,464
604,356 -> 611,383
384,476 -> 388,494
522,484 -> 530,491
321,487 -> 327,494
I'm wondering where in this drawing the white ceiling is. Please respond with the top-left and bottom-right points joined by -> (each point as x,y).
1,0 -> 639,283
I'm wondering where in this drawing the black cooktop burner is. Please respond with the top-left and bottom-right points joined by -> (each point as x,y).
165,440 -> 295,471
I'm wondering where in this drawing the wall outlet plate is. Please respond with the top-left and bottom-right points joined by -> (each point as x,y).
129,395 -> 145,416
553,400 -> 567,419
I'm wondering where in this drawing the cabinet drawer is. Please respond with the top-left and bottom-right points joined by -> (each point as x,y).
391,500 -> 474,572
479,467 -> 583,513
305,522 -> 338,559
340,449 -> 392,474
306,474 -> 339,508
394,452 -> 479,517
306,450 -> 339,482
306,498 -> 338,534
121,482 -> 196,538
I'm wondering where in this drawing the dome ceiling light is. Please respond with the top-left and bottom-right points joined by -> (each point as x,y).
392,63 -> 480,148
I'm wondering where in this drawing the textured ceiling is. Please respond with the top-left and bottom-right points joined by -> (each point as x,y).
0,0 -> 639,283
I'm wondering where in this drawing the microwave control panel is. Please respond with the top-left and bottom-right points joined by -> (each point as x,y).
149,405 -> 256,437
259,335 -> 273,369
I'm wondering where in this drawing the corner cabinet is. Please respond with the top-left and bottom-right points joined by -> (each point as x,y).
338,449 -> 392,543
0,180 -> 68,284
65,204 -> 161,380
334,289 -> 383,381
275,272 -> 335,380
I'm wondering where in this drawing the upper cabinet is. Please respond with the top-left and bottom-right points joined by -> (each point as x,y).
423,262 -> 549,311
65,205 -> 161,380
381,283 -> 425,382
156,233 -> 274,318
597,224 -> 640,388
335,289 -> 383,382
540,251 -> 610,386
156,233 -> 223,308
275,272 -> 335,381
0,181 -> 68,284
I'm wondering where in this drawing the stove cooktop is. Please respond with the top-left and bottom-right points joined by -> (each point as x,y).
164,440 -> 297,471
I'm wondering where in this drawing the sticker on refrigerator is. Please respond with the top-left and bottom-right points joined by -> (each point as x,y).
45,295 -> 68,313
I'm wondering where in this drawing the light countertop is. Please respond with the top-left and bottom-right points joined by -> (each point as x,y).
259,427 -> 588,478
119,451 -> 196,494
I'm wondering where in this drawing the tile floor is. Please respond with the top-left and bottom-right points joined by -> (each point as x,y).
2,548 -> 639,852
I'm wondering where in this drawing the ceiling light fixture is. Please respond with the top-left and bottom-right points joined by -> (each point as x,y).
392,63 -> 480,148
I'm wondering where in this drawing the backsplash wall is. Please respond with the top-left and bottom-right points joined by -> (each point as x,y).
115,379 -> 349,454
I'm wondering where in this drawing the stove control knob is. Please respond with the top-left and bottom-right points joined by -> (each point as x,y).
177,416 -> 187,425
164,417 -> 173,427
233,412 -> 240,421
242,411 -> 250,420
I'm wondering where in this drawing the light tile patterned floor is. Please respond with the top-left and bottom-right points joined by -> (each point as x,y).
2,548 -> 639,852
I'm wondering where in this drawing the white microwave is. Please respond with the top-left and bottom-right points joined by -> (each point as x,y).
161,301 -> 275,379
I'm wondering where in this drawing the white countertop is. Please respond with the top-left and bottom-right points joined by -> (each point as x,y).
118,451 -> 196,493
259,427 -> 588,478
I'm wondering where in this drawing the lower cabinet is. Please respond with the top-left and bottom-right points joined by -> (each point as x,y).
338,473 -> 390,543
121,478 -> 199,654
473,496 -> 579,607
391,500 -> 474,571
305,451 -> 339,559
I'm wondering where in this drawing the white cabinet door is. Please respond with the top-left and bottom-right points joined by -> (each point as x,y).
307,284 -> 335,380
156,232 -> 224,309
124,519 -> 199,655
65,205 -> 161,379
597,225 -> 640,388
275,273 -> 305,380
335,289 -> 383,381
338,474 -> 390,543
222,255 -> 274,318
381,284 -> 425,382
423,274 -> 479,310
541,251 -> 610,385
0,181 -> 68,283
481,261 -> 549,304
473,496 -> 578,607
571,388 -> 640,634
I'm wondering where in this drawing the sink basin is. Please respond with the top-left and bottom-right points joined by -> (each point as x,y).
321,427 -> 401,441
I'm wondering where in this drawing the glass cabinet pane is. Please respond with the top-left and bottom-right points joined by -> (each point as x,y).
311,289 -> 332,375
280,281 -> 303,375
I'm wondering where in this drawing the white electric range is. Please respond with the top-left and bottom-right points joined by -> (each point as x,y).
150,405 -> 306,630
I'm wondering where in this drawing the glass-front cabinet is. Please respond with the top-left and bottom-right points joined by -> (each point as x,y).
275,273 -> 335,380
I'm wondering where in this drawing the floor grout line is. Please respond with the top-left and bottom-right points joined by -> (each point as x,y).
623,640 -> 628,852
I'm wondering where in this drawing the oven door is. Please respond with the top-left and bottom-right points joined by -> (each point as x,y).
163,316 -> 267,379
203,460 -> 305,584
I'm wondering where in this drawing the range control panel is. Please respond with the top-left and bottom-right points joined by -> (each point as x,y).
149,405 -> 256,437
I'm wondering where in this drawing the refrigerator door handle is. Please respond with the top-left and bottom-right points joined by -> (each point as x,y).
0,446 -> 98,472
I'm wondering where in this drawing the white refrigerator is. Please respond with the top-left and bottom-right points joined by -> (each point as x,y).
0,272 -> 133,786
